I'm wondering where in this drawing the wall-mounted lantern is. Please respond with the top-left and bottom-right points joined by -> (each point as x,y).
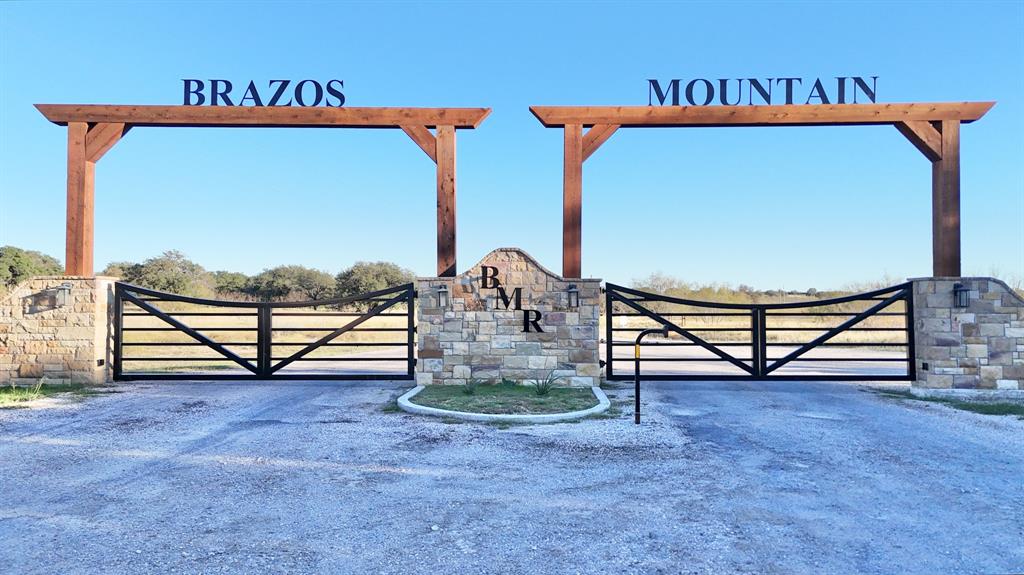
437,285 -> 449,308
45,282 -> 74,308
567,284 -> 579,308
952,283 -> 970,308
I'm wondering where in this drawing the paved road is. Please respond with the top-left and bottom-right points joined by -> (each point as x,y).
1,379 -> 1021,574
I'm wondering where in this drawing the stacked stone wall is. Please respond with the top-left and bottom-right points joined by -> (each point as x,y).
0,276 -> 115,385
416,248 -> 601,387
913,277 -> 1024,390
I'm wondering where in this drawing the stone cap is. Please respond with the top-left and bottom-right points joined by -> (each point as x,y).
418,247 -> 601,282
908,276 -> 1024,306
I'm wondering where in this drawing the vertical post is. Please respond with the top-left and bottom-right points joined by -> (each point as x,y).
605,288 -> 614,380
407,285 -> 416,378
257,305 -> 273,377
66,122 -> 93,276
932,120 -> 960,277
563,124 -> 583,278
436,125 -> 456,277
757,307 -> 768,377
634,340 -> 642,424
904,286 -> 916,381
112,283 -> 123,381
750,308 -> 761,377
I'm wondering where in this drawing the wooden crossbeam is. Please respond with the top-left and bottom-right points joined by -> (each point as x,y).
401,125 -> 437,162
895,120 -> 942,161
531,102 -> 995,128
582,124 -> 619,162
37,104 -> 492,129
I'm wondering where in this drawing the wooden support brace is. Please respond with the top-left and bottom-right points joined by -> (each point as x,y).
86,122 -> 130,163
400,125 -> 437,163
895,120 -> 942,162
582,124 -> 619,162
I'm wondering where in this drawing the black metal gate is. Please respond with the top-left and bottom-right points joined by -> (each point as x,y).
113,283 -> 415,381
605,283 -> 914,381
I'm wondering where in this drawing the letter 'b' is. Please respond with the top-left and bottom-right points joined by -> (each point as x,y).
183,79 -> 205,105
481,266 -> 500,289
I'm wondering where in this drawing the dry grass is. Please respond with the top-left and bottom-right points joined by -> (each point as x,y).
411,384 -> 597,415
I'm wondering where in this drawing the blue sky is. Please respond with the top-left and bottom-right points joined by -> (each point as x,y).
1,1 -> 1021,290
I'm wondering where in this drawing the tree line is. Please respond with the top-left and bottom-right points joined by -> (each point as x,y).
1,246 -> 415,302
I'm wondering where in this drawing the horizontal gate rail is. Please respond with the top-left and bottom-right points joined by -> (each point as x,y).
606,282 -> 914,382
114,282 -> 416,381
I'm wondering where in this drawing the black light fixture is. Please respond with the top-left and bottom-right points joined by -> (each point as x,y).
567,284 -> 579,308
53,282 -> 73,308
437,285 -> 449,308
952,283 -> 970,308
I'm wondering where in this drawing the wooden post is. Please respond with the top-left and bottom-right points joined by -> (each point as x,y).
563,124 -> 583,278
932,120 -> 961,277
66,122 -> 92,276
436,125 -> 456,277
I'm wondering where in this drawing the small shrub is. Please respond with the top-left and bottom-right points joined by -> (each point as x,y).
531,371 -> 562,396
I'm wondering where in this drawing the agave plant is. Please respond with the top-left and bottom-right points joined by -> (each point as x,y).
531,371 -> 562,396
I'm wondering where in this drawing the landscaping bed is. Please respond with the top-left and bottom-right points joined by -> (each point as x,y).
409,384 -> 599,415
0,382 -> 96,408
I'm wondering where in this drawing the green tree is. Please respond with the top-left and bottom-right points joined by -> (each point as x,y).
334,261 -> 416,300
246,265 -> 334,302
126,251 -> 211,296
211,271 -> 249,296
101,261 -> 142,281
293,267 -> 335,300
0,245 -> 63,290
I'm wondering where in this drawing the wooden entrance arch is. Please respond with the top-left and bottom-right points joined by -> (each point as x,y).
529,102 -> 995,278
36,104 -> 491,277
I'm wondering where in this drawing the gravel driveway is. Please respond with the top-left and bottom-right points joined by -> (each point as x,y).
1,379 -> 1021,574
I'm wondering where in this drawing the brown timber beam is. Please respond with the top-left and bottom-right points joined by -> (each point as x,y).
36,104 -> 491,129
65,122 -> 91,276
436,125 -> 457,277
64,122 -> 131,276
537,101 -> 991,281
530,102 -> 994,127
933,120 -> 961,277
563,124 -> 583,278
896,119 -> 962,276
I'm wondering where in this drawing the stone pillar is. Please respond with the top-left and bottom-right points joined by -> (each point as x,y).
416,248 -> 601,387
0,276 -> 117,385
912,277 -> 1024,391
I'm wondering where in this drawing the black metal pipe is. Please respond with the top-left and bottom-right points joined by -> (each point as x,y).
634,326 -> 669,424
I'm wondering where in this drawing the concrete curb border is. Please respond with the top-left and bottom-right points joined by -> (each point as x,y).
397,385 -> 610,423
909,387 -> 1024,402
